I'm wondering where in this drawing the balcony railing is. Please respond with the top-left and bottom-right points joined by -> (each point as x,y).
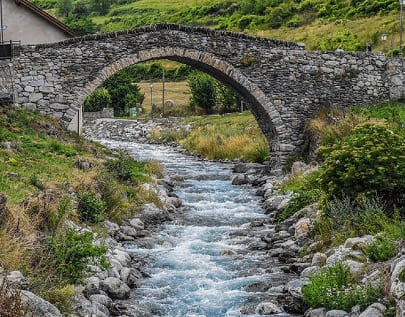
0,41 -> 21,60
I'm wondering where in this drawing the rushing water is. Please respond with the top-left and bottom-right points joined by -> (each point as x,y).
97,139 -> 287,317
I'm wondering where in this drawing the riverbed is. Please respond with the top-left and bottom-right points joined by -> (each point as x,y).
95,139 -> 291,317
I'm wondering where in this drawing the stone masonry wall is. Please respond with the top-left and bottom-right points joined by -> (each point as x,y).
9,24 -> 405,166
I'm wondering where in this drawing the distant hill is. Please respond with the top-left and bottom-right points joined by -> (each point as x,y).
32,0 -> 403,53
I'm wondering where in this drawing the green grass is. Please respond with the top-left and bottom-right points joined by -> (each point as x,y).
36,0 -> 404,53
179,112 -> 269,162
0,108 -> 164,313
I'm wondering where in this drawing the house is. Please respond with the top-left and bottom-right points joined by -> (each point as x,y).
2,0 -> 76,45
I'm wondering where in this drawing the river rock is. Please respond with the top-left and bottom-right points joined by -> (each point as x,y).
343,235 -> 373,250
167,196 -> 182,208
304,308 -> 328,317
21,290 -> 62,317
312,253 -> 327,266
120,267 -> 142,288
86,276 -> 100,296
112,249 -> 131,267
325,310 -> 349,317
232,174 -> 249,185
89,294 -> 113,309
358,303 -> 386,317
104,221 -> 120,235
129,218 -> 145,231
295,218 -> 312,238
301,266 -> 320,278
141,203 -> 171,227
255,302 -> 282,315
100,277 -> 130,299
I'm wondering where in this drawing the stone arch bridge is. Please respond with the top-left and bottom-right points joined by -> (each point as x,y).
9,24 -> 405,166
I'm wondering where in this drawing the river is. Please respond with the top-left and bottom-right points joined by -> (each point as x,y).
95,139 -> 290,317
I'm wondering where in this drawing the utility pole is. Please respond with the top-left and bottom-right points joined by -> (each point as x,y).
0,0 -> 4,43
162,68 -> 165,117
400,0 -> 404,57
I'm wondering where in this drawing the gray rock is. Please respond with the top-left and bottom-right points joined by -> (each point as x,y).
21,290 -> 62,317
129,218 -> 145,231
286,279 -> 309,298
358,303 -> 386,317
304,308 -> 327,317
167,196 -> 182,208
141,203 -> 170,226
89,294 -> 113,309
86,276 -> 100,296
390,256 -> 405,301
343,259 -> 364,275
120,267 -> 142,288
301,266 -> 320,278
100,277 -> 130,299
255,302 -> 283,315
6,271 -> 28,289
232,174 -> 249,185
312,253 -> 327,266
343,236 -> 373,250
325,310 -> 349,317
112,249 -> 131,267
104,221 -> 120,235
120,225 -> 138,238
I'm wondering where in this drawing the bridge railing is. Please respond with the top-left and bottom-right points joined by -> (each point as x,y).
0,41 -> 21,60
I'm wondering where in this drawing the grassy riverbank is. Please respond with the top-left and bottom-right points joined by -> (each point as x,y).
0,108 -> 162,313
150,111 -> 269,163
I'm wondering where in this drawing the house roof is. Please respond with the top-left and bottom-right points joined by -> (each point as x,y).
14,0 -> 77,37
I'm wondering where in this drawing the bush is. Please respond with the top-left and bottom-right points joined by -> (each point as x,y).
77,191 -> 106,224
279,189 -> 322,221
46,230 -> 109,283
302,262 -> 381,311
84,88 -> 111,112
318,122 -> 405,209
41,285 -> 75,314
366,234 -> 396,262
105,151 -> 146,183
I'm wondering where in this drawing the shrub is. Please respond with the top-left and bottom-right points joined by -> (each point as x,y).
41,284 -> 75,314
318,122 -> 405,209
302,262 -> 381,310
399,268 -> 405,283
319,196 -> 404,246
77,191 -> 106,224
105,151 -> 146,183
46,230 -> 109,283
84,88 -> 111,112
366,234 -> 396,262
0,279 -> 24,317
279,189 -> 322,221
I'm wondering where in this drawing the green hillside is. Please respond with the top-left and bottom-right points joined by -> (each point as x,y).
32,0 -> 403,52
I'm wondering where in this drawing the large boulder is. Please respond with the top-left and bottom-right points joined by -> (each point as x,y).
100,277 -> 130,299
21,290 -> 62,317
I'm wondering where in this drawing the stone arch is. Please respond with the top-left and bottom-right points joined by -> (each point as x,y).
78,47 -> 287,164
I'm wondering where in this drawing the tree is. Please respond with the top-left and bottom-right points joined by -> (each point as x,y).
215,83 -> 240,114
103,73 -> 144,116
187,72 -> 217,114
56,0 -> 73,17
89,0 -> 112,15
84,88 -> 112,112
